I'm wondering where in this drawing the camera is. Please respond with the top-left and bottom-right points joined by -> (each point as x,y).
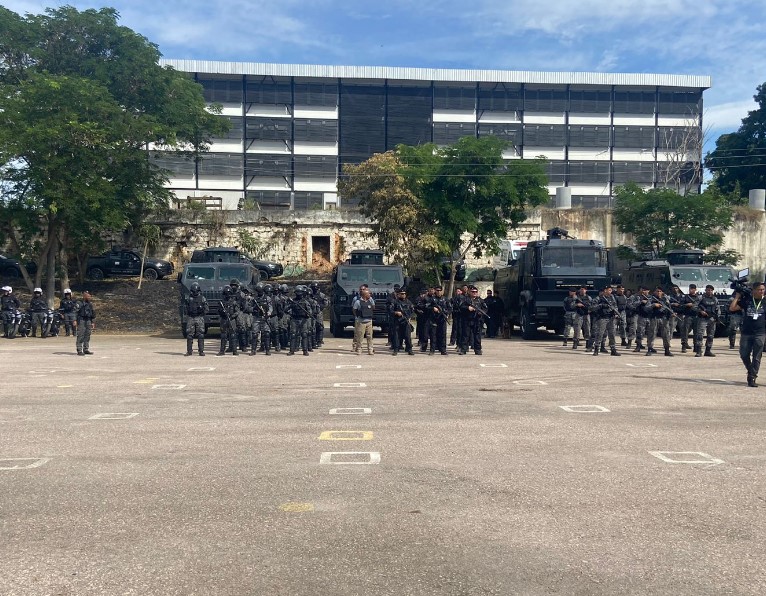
729,267 -> 752,297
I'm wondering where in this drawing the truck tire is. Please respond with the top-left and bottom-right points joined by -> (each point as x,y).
87,267 -> 105,280
520,306 -> 536,340
143,267 -> 159,281
258,269 -> 269,280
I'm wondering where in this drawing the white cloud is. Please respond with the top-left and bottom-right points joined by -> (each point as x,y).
705,99 -> 757,133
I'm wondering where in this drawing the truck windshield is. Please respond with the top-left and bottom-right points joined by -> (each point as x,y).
541,247 -> 607,275
339,268 -> 369,283
371,269 -> 402,284
218,265 -> 250,280
704,267 -> 733,283
186,266 -> 216,280
671,268 -> 703,282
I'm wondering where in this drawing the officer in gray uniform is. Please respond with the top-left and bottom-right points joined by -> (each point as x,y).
217,285 -> 240,356
591,285 -> 621,356
59,289 -> 77,337
614,285 -> 628,346
29,288 -> 47,337
183,282 -> 208,356
310,282 -> 328,347
694,284 -> 720,357
562,289 -> 577,346
643,287 -> 674,357
632,287 -> 651,352
229,278 -> 249,351
572,286 -> 591,350
265,284 -> 282,352
251,283 -> 273,355
678,284 -> 701,353
277,284 -> 291,351
75,291 -> 95,355
727,295 -> 742,349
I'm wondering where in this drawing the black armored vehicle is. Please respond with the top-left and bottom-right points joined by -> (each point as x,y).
329,250 -> 405,337
493,228 -> 611,339
177,261 -> 259,337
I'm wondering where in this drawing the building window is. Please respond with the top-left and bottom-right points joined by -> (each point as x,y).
294,155 -> 337,178
199,78 -> 242,103
386,85 -> 432,148
294,82 -> 338,106
245,191 -> 291,209
150,151 -> 196,177
569,89 -> 611,113
198,152 -> 242,177
657,127 -> 701,152
613,161 -> 654,184
658,90 -> 701,116
568,125 -> 610,147
613,90 -> 656,114
293,192 -> 324,209
339,84 -> 386,166
433,85 -> 475,110
433,122 -> 475,145
524,88 -> 567,112
245,154 -> 291,177
294,119 -> 338,143
613,126 -> 656,149
245,117 -> 291,141
546,161 -> 567,184
524,124 -> 566,146
568,161 -> 610,184
245,79 -> 292,104
478,83 -> 522,111
478,123 -> 521,145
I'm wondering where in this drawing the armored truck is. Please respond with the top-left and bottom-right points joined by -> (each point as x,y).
493,228 -> 611,339
329,250 -> 405,337
177,261 -> 259,337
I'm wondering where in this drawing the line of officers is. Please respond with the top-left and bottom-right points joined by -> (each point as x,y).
562,283 -> 732,357
181,279 -> 327,357
383,284 -> 497,356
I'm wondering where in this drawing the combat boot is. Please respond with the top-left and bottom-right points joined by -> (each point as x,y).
664,348 -> 674,357
572,340 -> 579,350
626,339 -> 632,349
647,347 -> 657,354
610,348 -> 621,356
730,339 -> 736,349
197,337 -> 205,356
747,375 -> 758,387
681,345 -> 687,353
185,338 -> 193,356
600,346 -> 608,354
593,346 -> 599,356
563,338 -> 568,346
621,338 -> 627,346
585,339 -> 592,350
704,348 -> 716,357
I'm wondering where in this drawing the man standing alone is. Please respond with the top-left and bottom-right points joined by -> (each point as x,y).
352,288 -> 375,355
730,282 -> 766,387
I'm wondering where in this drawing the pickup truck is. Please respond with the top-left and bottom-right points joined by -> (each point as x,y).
190,247 -> 284,280
87,249 -> 174,281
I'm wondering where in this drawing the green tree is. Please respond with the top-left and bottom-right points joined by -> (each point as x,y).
0,6 -> 225,301
705,82 -> 766,196
613,183 -> 735,257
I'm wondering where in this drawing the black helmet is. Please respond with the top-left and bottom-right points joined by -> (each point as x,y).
263,284 -> 273,294
223,286 -> 234,297
295,284 -> 307,297
190,282 -> 201,296
255,282 -> 265,296
309,281 -> 319,293
279,284 -> 289,294
230,278 -> 240,288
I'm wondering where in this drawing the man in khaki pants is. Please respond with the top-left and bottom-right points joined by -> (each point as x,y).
352,288 -> 375,355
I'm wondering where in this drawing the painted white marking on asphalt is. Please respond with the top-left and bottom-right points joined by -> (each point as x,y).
319,452 -> 381,465
151,384 -> 186,390
648,451 -> 724,465
0,458 -> 50,470
513,380 -> 548,386
333,383 -> 367,388
336,365 -> 362,369
480,363 -> 508,368
319,431 -> 373,440
187,367 -> 216,371
625,363 -> 658,368
559,405 -> 611,413
57,385 -> 73,388
329,408 -> 372,415
89,413 -> 139,420
29,370 -> 61,374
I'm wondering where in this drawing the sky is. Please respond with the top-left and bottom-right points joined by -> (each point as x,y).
3,0 -> 765,152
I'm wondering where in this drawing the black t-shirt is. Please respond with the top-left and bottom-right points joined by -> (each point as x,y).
740,295 -> 766,335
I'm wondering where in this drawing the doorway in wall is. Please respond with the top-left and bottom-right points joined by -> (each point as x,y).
312,236 -> 331,270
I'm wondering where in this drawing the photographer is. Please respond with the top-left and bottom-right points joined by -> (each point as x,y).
730,281 -> 766,387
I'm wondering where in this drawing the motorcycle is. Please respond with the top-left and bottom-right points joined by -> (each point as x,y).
17,311 -> 32,338
3,309 -> 23,339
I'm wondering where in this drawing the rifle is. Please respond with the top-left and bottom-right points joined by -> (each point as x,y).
600,296 -> 620,318
289,297 -> 313,318
650,296 -> 678,319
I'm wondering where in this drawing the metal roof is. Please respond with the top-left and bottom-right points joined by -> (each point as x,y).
161,59 -> 711,89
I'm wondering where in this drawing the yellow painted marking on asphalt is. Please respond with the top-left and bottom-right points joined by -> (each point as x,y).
318,431 -> 373,441
279,502 -> 315,513
57,385 -> 73,388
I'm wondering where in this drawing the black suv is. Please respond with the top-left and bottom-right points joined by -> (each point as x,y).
87,249 -> 174,280
191,247 -> 283,280
0,254 -> 38,278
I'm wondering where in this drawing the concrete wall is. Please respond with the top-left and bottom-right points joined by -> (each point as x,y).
146,207 -> 765,279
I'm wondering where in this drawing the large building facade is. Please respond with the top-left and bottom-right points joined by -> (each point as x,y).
159,60 -> 710,210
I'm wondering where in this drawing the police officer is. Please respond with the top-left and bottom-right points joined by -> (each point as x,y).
632,287 -> 652,352
415,288 -> 430,351
229,278 -> 249,351
562,289 -> 578,346
217,285 -> 240,356
251,282 -> 273,355
389,287 -> 415,356
572,287 -> 591,350
730,281 -> 766,387
183,282 -> 208,356
29,287 -> 47,338
694,284 -> 720,358
286,285 -> 313,356
678,284 -> 701,353
1,286 -> 21,338
267,284 -> 284,352
460,286 -> 486,356
614,285 -> 628,346
59,289 -> 77,337
643,287 -> 674,357
591,285 -> 621,357
727,294 -> 742,350
449,288 -> 462,346
75,291 -> 95,355
277,284 -> 291,352
427,286 -> 450,356
484,289 -> 503,338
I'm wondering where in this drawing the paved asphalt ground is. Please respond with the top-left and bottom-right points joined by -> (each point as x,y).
1,331 -> 765,596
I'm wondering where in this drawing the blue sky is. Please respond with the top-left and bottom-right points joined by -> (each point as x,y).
4,0 -> 765,152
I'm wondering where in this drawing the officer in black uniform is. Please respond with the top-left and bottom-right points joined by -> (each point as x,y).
694,284 -> 720,358
460,286 -> 486,356
484,289 -> 503,338
1,286 -> 21,338
730,281 -> 766,387
266,284 -> 284,352
415,288 -> 430,351
286,285 -> 313,356
562,288 -> 578,346
427,286 -> 450,355
278,284 -> 291,351
217,285 -> 240,356
75,291 -> 95,355
229,278 -> 249,351
643,287 -> 674,357
449,288 -> 463,346
389,287 -> 415,355
183,282 -> 209,356
29,287 -> 47,337
59,289 -> 77,337
572,287 -> 591,350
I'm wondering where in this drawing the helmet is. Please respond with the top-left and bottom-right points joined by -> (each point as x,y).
279,284 -> 289,294
63,288 -> 72,295
295,284 -> 307,297
255,282 -> 265,296
309,282 -> 319,293
229,278 -> 240,288
190,282 -> 201,296
263,284 -> 273,294
223,286 -> 234,297
1,286 -> 10,293
33,287 -> 42,294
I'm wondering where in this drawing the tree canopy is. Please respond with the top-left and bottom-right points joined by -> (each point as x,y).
339,136 -> 549,295
705,82 -> 766,197
613,183 -> 735,258
0,6 -> 225,299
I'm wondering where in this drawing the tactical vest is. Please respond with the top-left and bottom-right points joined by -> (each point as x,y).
187,295 -> 206,317
358,299 -> 374,319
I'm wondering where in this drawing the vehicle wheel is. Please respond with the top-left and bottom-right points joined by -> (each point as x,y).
143,267 -> 159,281
520,306 -> 536,340
258,269 -> 269,280
3,267 -> 20,278
86,267 -> 104,280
